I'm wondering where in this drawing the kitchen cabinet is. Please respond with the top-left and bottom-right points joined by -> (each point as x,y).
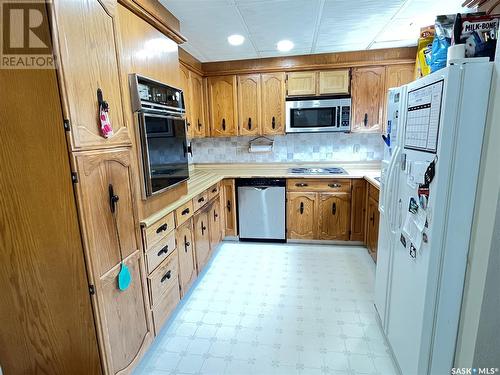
366,184 -> 380,261
318,193 -> 351,240
238,74 -> 262,136
286,71 -> 317,96
73,148 -> 152,374
176,218 -> 197,296
193,209 -> 211,273
179,64 -> 194,138
287,192 -> 318,239
351,66 -> 386,133
261,72 -> 286,135
190,71 -> 207,138
208,75 -> 238,137
382,63 -> 415,132
208,197 -> 222,248
222,179 -> 238,237
52,0 -> 131,150
318,70 -> 350,95
350,179 -> 367,241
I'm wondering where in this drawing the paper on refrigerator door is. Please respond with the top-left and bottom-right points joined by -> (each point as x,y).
403,212 -> 424,251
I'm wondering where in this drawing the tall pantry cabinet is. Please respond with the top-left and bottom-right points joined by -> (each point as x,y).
50,0 -> 157,373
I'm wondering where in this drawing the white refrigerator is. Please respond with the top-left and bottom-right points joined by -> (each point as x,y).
374,62 -> 494,375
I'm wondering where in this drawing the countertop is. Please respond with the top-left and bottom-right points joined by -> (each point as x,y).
141,162 -> 381,227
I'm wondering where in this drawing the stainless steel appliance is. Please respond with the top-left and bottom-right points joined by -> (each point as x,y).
237,179 -> 286,241
285,97 -> 351,133
129,74 -> 190,197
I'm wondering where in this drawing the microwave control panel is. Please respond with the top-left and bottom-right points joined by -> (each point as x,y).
341,106 -> 351,128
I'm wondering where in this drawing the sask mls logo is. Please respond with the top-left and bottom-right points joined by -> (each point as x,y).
1,0 -> 55,68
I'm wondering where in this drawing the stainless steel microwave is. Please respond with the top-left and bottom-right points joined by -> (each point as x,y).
285,98 -> 351,133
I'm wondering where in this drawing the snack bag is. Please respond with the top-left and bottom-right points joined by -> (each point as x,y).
416,26 -> 435,78
460,15 -> 499,60
430,15 -> 456,73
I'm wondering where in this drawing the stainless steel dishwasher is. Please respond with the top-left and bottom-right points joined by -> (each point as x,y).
236,178 -> 286,241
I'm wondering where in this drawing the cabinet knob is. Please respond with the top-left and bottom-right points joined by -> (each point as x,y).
198,197 -> 205,203
201,221 -> 206,235
248,117 -> 252,130
300,202 -> 304,214
157,244 -> 169,257
363,113 -> 368,127
222,118 -> 226,131
227,200 -> 231,212
272,116 -> 276,129
160,270 -> 172,283
214,210 -> 218,220
332,202 -> 337,215
328,183 -> 341,188
197,119 -> 202,130
181,208 -> 190,216
370,213 -> 375,224
295,183 -> 308,187
156,223 -> 168,234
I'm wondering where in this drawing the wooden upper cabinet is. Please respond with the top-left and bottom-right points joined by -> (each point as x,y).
319,70 -> 350,95
287,71 -> 316,96
208,75 -> 238,137
177,219 -> 197,296
318,193 -> 351,241
287,192 -> 317,239
53,0 -> 130,150
385,64 -> 415,89
261,73 -> 286,135
190,71 -> 207,138
222,179 -> 237,237
238,74 -> 262,136
193,209 -> 211,273
179,65 -> 193,138
350,179 -> 367,241
73,148 -> 152,374
351,66 -> 386,133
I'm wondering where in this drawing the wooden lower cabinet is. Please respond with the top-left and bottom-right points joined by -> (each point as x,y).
366,195 -> 380,261
209,197 -> 222,248
176,219 -> 197,296
193,209 -> 211,273
350,179 -> 367,241
318,193 -> 351,240
287,192 -> 318,239
222,179 -> 237,237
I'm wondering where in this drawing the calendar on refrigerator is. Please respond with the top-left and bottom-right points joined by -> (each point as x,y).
404,80 -> 444,153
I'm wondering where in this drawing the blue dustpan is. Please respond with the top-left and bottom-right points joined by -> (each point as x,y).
118,262 -> 131,291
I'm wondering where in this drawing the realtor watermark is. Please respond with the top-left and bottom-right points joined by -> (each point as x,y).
452,368 -> 499,375
1,0 -> 55,68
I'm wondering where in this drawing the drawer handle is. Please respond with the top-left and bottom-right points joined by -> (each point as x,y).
214,210 -> 218,220
328,183 -> 342,188
364,113 -> 368,127
157,244 -> 169,257
248,117 -> 252,130
222,118 -> 226,131
156,223 -> 168,234
181,208 -> 190,216
198,197 -> 205,203
187,122 -> 191,128
212,187 -> 217,193
272,116 -> 276,129
332,202 -> 337,215
201,221 -> 207,235
300,202 -> 304,214
197,119 -> 202,130
295,183 -> 308,187
227,200 -> 231,212
160,270 -> 172,283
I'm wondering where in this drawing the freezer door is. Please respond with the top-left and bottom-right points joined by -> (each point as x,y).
238,186 -> 286,240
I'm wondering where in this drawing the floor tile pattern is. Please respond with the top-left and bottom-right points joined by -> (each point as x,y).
134,242 -> 397,375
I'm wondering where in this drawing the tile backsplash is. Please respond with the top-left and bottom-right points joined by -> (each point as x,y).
190,133 -> 383,163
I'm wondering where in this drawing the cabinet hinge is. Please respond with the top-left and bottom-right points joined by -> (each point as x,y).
71,172 -> 78,183
63,119 -> 70,131
89,285 -> 96,295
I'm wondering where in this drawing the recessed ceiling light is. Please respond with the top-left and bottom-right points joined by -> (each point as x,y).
277,39 -> 294,52
228,34 -> 245,46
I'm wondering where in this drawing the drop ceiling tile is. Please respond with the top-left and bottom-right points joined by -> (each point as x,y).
370,39 -> 417,49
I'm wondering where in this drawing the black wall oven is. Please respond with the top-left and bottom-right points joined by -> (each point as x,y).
130,74 -> 190,197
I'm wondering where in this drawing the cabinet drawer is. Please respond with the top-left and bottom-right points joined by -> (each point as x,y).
144,212 -> 175,249
145,231 -> 176,274
148,250 -> 179,308
175,201 -> 194,227
287,179 -> 351,193
152,282 -> 180,335
192,191 -> 208,212
208,183 -> 220,200
368,183 -> 379,202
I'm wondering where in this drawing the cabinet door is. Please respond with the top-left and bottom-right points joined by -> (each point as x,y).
177,219 -> 197,296
73,148 -> 152,374
193,210 -> 211,273
238,74 -> 262,136
209,198 -> 222,248
383,64 -> 415,132
222,179 -> 237,237
350,179 -> 367,241
318,193 -> 351,240
319,70 -> 350,95
179,65 -> 194,138
287,71 -> 317,96
351,67 -> 386,133
208,76 -> 238,137
287,192 -> 317,239
190,72 -> 207,138
366,196 -> 380,261
261,72 -> 286,135
53,0 -> 130,150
